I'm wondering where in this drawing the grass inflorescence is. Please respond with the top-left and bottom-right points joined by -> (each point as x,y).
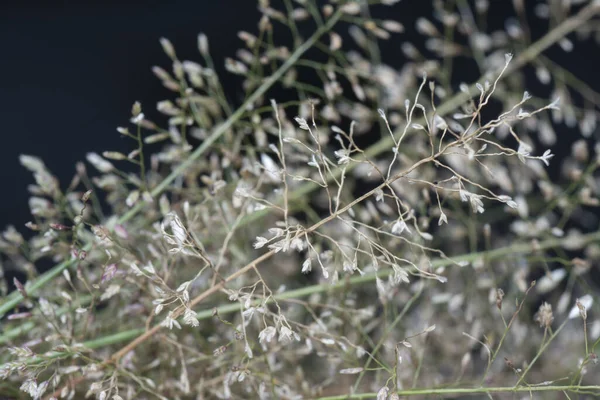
1,1 -> 600,399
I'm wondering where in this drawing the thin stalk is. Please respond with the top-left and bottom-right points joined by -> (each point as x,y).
515,319 -> 568,386
135,123 -> 147,192
351,285 -> 423,392
480,282 -> 536,385
0,295 -> 92,345
316,385 -> 600,400
537,54 -> 600,106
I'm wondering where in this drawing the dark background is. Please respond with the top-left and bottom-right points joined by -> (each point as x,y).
0,0 -> 262,230
0,0 -> 598,231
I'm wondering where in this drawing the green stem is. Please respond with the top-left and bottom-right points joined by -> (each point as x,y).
316,385 -> 600,400
515,319 -> 568,387
0,295 -> 92,345
136,123 -> 147,192
352,286 -> 423,392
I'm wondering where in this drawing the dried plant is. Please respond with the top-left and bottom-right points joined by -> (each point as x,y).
2,0 -> 600,399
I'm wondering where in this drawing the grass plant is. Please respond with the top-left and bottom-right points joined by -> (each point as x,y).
1,1 -> 600,399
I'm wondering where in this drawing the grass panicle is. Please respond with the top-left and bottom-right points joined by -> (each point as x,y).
1,1 -> 600,399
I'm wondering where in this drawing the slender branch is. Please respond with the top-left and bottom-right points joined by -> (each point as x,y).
108,153 -> 433,361
515,319 -> 569,387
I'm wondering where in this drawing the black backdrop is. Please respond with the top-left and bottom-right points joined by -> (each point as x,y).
0,0 -> 261,229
